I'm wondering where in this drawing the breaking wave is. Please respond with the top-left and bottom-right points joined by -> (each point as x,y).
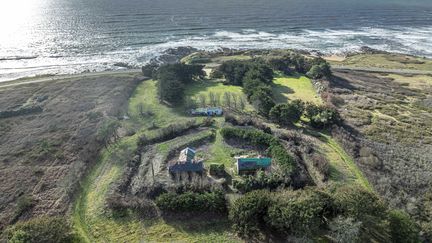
1,27 -> 432,82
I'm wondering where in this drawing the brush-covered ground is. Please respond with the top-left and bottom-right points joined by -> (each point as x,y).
0,73 -> 143,232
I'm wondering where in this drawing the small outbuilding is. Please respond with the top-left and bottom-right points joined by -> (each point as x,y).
190,107 -> 223,116
168,147 -> 204,174
236,157 -> 271,175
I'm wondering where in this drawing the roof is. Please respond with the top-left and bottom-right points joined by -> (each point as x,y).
178,147 -> 196,163
169,160 -> 204,173
191,107 -> 223,114
237,157 -> 271,171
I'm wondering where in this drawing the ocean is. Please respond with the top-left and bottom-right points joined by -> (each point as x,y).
1,0 -> 431,81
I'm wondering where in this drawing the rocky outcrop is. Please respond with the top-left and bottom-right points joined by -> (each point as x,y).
152,47 -> 198,65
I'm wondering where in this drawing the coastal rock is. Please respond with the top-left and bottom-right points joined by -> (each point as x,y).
153,46 -> 198,65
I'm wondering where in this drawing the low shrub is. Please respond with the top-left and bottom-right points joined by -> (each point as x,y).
5,216 -> 75,243
233,171 -> 287,194
209,163 -> 225,177
388,210 -> 420,243
269,100 -> 304,126
304,103 -> 340,129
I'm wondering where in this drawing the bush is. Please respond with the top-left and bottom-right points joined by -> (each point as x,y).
332,185 -> 387,220
155,190 -> 226,213
229,190 -> 272,239
328,216 -> 362,243
388,210 -> 420,243
209,163 -> 225,177
269,100 -> 304,125
141,63 -> 159,78
15,195 -> 34,218
97,119 -> 121,148
233,171 -> 286,193
5,216 -> 75,243
306,62 -> 332,79
266,189 -> 334,236
304,103 -> 340,129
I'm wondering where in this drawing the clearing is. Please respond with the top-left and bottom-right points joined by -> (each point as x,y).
272,75 -> 322,104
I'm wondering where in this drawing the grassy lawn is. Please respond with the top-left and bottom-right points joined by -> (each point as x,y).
272,75 -> 322,104
204,128 -> 246,174
329,53 -> 432,71
126,80 -> 190,129
184,80 -> 254,111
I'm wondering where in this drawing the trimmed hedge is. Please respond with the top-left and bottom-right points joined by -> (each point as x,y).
155,190 -> 226,213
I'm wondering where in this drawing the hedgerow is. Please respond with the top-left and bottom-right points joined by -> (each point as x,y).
155,190 -> 226,214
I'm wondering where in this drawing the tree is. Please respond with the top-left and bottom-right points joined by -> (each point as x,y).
306,62 -> 332,79
208,92 -> 217,106
242,77 -> 267,99
239,96 -> 246,111
97,119 -> 121,148
156,64 -> 204,104
243,62 -> 274,84
218,60 -> 251,85
231,93 -> 238,109
304,103 -> 340,129
269,100 -> 304,125
157,70 -> 184,104
141,63 -> 159,78
156,191 -> 226,213
223,92 -> 232,108
215,93 -> 221,107
198,94 -> 207,107
250,88 -> 275,116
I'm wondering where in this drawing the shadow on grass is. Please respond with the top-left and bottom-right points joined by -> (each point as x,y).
161,213 -> 232,235
272,83 -> 294,103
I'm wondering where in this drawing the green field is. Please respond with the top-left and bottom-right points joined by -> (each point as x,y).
272,75 -> 322,104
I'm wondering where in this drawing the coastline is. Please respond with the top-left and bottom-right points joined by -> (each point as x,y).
0,69 -> 142,88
